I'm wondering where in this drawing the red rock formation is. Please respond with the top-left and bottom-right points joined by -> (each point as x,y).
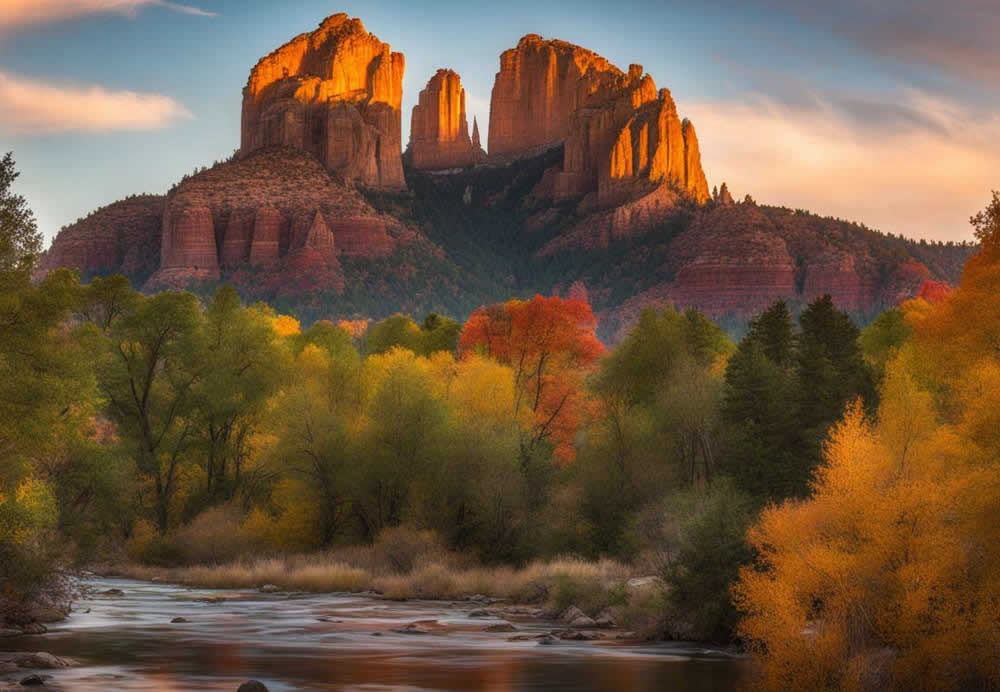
156,206 -> 219,284
488,35 -> 625,159
330,217 -> 395,258
249,207 -> 282,267
488,35 -> 709,248
240,13 -> 406,190
35,195 -> 163,282
220,208 -> 254,267
409,69 -> 485,170
144,148 -> 403,292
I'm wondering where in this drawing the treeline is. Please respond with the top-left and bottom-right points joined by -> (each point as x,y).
3,265 -> 877,643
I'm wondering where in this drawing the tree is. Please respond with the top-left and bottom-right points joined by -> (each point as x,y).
0,152 -> 41,272
970,189 -> 1000,251
459,295 -> 604,465
186,286 -> 285,507
366,312 -> 461,357
98,291 -> 204,532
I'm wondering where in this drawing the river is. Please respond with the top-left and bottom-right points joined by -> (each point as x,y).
3,577 -> 748,690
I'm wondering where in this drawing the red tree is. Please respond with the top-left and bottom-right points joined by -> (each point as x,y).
458,295 -> 604,464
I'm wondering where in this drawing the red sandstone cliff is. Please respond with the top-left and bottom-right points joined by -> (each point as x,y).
488,34 -> 624,160
409,69 -> 486,170
487,34 -> 709,248
36,195 -> 164,283
240,13 -> 406,190
146,148 -> 401,293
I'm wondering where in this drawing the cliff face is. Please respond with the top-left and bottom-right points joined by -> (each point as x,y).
146,148 -> 400,294
488,35 -> 625,160
240,13 -> 406,190
409,69 -> 486,170
487,34 -> 709,246
35,195 -> 164,284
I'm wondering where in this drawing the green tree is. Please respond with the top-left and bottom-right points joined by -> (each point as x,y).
662,478 -> 754,642
98,290 -> 204,532
187,286 -> 286,508
0,152 -> 41,272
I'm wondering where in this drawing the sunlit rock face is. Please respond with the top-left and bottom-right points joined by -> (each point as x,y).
488,35 -> 625,160
240,13 -> 406,190
489,33 -> 709,232
409,69 -> 486,170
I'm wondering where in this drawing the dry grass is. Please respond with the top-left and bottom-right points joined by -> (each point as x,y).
115,555 -> 633,612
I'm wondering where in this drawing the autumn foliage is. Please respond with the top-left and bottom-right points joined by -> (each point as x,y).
734,198 -> 1000,691
458,295 -> 604,463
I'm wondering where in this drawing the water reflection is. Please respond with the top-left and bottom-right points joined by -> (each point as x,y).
2,578 -> 747,690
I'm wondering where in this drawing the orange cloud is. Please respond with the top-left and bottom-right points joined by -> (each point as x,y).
688,90 -> 998,242
0,0 -> 215,30
0,71 -> 192,134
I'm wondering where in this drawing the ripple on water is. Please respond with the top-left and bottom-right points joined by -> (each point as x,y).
0,578 -> 748,691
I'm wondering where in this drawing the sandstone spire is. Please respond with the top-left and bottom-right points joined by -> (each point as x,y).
409,69 -> 485,170
488,34 -> 709,206
472,117 -> 482,152
240,13 -> 406,190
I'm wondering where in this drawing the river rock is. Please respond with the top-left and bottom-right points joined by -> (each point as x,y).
569,615 -> 597,629
258,585 -> 281,594
594,611 -> 616,628
468,609 -> 490,618
26,607 -> 66,625
10,653 -> 72,669
100,589 -> 125,597
483,622 -> 516,633
18,675 -> 45,687
237,682 -> 268,692
19,624 -> 46,636
171,617 -> 188,623
559,606 -> 586,624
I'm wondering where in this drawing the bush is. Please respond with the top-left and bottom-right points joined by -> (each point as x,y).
371,525 -> 447,573
174,506 -> 250,565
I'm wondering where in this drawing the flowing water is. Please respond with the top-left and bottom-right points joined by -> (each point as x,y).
3,577 -> 748,691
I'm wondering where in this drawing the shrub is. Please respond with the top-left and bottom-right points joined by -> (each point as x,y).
174,506 -> 250,565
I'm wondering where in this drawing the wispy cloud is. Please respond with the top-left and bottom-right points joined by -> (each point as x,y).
0,70 -> 192,135
731,0 -> 1000,88
689,89 -> 999,241
0,0 -> 215,31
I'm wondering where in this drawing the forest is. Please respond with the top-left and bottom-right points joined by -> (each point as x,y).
4,149 -> 1000,690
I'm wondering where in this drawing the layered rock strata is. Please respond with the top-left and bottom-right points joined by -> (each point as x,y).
409,69 -> 486,170
145,148 -> 398,291
35,195 -> 164,283
240,13 -> 406,190
489,35 -> 709,210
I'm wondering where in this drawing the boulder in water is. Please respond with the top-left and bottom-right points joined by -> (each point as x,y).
237,682 -> 269,692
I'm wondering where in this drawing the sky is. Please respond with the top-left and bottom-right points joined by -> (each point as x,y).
1,0 -> 997,245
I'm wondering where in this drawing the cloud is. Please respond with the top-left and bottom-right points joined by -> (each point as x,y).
0,71 -> 192,134
688,89 -> 999,242
734,0 -> 1000,88
0,0 -> 215,31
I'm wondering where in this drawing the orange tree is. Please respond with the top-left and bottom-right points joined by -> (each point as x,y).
458,295 -> 603,466
733,195 -> 1000,691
